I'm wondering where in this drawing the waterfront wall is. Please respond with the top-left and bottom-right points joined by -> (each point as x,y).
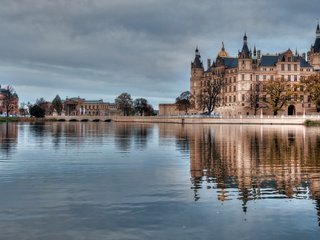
112,115 -> 320,125
44,115 -> 320,125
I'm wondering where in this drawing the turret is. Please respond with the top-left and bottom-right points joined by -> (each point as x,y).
238,33 -> 252,59
191,47 -> 204,69
253,45 -> 257,60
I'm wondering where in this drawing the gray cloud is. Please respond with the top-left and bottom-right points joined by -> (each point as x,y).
0,0 -> 319,107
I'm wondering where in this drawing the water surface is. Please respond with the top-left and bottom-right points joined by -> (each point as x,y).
0,122 -> 319,239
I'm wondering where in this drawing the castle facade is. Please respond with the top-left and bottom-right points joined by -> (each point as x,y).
159,23 -> 320,116
189,24 -> 320,116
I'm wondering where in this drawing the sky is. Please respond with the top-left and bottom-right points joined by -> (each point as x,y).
0,0 -> 319,108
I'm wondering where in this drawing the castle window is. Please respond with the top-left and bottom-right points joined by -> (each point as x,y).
263,75 -> 266,80
270,75 -> 274,80
242,94 -> 245,101
281,75 -> 285,81
288,75 -> 291,81
234,86 -> 236,91
281,64 -> 285,71
233,96 -> 236,102
288,64 -> 291,71
294,75 -> 297,82
294,64 -> 297,71
242,74 -> 245,81
256,75 -> 259,81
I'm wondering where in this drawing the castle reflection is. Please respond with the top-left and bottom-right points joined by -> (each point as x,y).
169,124 -> 320,224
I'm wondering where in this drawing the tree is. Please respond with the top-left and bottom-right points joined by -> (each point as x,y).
145,104 -> 156,116
134,98 -> 148,116
115,93 -> 133,116
264,79 -> 293,116
246,82 -> 263,115
301,74 -> 320,112
52,95 -> 63,115
2,86 -> 17,117
36,98 -> 52,115
29,104 -> 45,118
197,79 -> 225,115
175,91 -> 194,114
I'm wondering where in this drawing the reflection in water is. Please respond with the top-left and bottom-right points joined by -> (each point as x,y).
176,125 -> 320,221
0,123 -> 18,156
114,123 -> 152,151
1,122 -> 320,239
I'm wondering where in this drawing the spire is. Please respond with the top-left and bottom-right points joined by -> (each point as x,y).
313,21 -> 320,52
217,42 -> 229,58
195,46 -> 200,56
192,46 -> 204,69
243,32 -> 248,44
239,32 -> 251,59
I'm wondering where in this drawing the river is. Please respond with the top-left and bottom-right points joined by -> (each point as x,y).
0,122 -> 319,239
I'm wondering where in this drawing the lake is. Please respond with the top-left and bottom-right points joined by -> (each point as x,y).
0,122 -> 320,240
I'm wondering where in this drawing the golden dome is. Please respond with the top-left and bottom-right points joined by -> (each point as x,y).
217,42 -> 229,58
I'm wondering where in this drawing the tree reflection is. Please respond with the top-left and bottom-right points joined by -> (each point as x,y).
0,123 -> 18,156
114,123 -> 152,151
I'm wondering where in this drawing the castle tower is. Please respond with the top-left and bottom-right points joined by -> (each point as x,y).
308,22 -> 320,71
190,47 -> 204,110
237,33 -> 253,109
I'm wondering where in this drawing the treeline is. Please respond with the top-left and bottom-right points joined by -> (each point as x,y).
20,93 -> 156,118
115,93 -> 156,116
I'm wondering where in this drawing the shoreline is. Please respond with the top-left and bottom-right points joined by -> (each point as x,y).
2,116 -> 320,126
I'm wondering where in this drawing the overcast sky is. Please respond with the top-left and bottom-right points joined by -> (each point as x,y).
0,0 -> 319,108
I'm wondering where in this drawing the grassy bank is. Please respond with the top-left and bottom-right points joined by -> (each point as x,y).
304,120 -> 320,126
0,117 -> 57,123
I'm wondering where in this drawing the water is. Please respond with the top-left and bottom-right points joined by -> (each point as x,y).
0,122 -> 320,240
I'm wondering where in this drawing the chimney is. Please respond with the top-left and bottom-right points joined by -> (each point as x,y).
207,58 -> 211,70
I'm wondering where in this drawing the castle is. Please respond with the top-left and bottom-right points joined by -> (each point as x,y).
159,23 -> 320,116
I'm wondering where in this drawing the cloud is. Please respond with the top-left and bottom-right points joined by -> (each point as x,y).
0,0 -> 319,107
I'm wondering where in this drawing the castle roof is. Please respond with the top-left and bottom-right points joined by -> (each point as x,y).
192,47 -> 204,69
313,38 -> 320,53
223,57 -> 238,68
259,54 -> 311,68
299,57 -> 312,67
217,42 -> 229,58
259,55 -> 278,66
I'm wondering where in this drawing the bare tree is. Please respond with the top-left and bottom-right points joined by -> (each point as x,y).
2,86 -> 17,117
115,93 -> 133,116
175,91 -> 194,114
134,98 -> 148,116
197,78 -> 225,115
246,82 -> 263,115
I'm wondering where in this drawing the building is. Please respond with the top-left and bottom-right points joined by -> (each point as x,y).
160,24 -> 320,116
0,85 -> 19,116
63,97 -> 120,116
